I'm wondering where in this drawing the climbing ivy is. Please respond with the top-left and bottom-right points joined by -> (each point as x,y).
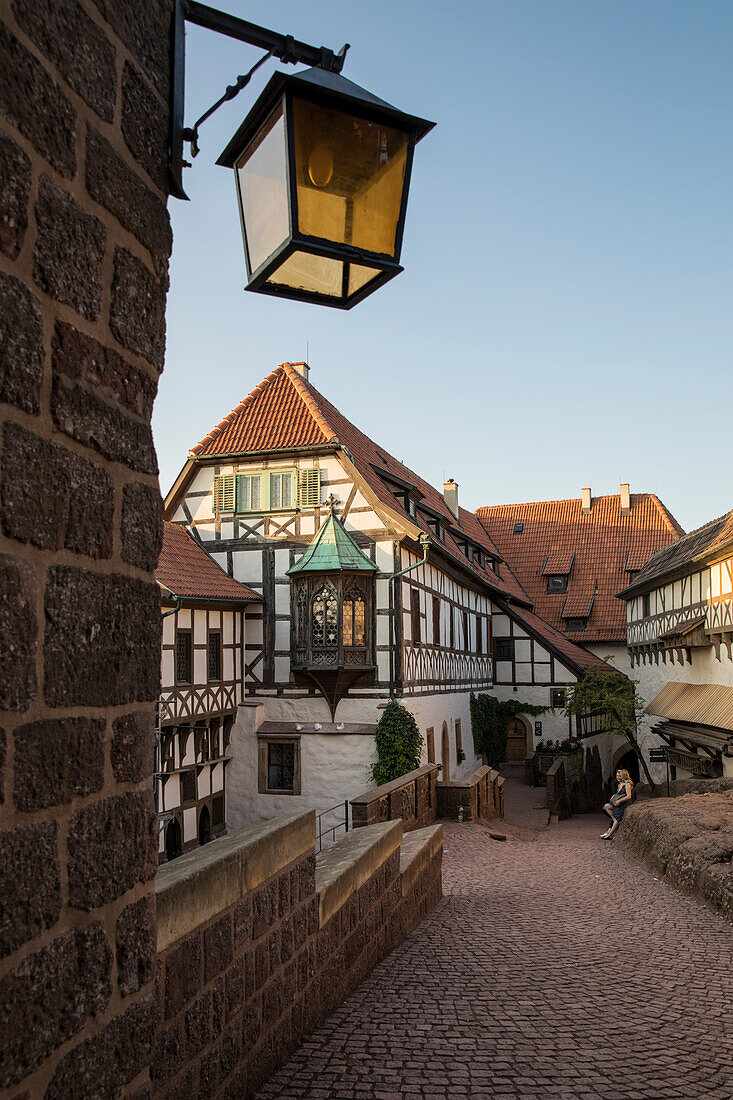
371,699 -> 424,785
470,693 -> 547,769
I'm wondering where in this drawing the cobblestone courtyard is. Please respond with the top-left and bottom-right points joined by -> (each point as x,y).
258,781 -> 733,1099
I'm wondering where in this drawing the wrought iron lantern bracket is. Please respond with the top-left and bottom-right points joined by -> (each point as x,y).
171,0 -> 349,199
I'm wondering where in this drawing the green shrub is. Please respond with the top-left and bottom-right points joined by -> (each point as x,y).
371,700 -> 423,785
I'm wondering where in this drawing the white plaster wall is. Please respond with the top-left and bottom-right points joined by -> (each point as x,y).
402,691 -> 482,781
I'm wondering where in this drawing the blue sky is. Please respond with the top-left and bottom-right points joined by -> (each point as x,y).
157,0 -> 732,532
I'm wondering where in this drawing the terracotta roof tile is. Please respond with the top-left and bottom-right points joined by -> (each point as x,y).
542,550 -> 575,575
157,522 -> 259,602
189,364 -> 530,603
561,587 -> 596,619
477,493 -> 683,642
502,603 -> 608,673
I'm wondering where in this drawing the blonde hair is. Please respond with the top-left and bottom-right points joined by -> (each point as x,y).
616,769 -> 632,783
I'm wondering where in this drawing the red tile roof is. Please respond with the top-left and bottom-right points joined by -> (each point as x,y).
477,493 -> 684,642
561,587 -> 596,619
189,364 -> 530,604
157,522 -> 259,603
542,550 -> 575,575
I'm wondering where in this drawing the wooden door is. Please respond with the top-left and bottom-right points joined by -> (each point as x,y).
506,717 -> 527,761
441,722 -> 451,781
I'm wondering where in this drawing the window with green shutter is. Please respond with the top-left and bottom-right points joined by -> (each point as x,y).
233,469 -> 299,513
213,474 -> 235,513
299,469 -> 321,507
237,472 -> 263,512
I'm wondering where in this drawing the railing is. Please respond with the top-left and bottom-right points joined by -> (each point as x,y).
315,799 -> 350,852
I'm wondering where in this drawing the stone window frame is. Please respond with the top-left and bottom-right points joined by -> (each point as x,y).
258,736 -> 302,795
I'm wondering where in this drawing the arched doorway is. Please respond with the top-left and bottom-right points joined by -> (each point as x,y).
165,817 -> 182,862
441,722 -> 451,782
615,748 -> 640,784
198,804 -> 211,846
505,716 -> 528,761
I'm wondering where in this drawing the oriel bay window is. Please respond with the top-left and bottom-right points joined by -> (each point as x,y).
287,513 -> 378,716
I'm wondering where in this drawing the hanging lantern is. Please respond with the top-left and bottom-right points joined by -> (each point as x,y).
217,67 -> 434,309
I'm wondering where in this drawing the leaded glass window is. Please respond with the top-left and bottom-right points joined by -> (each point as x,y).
208,632 -> 221,681
312,584 -> 338,648
176,632 -> 191,683
343,592 -> 366,647
268,742 -> 295,790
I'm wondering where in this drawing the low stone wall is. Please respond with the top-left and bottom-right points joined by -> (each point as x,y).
436,766 -> 504,822
350,764 -> 439,831
153,811 -> 442,1097
619,790 -> 733,920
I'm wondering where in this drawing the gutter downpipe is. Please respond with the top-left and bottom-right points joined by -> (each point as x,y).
388,532 -> 430,698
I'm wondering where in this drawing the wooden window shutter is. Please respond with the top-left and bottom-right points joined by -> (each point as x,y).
213,474 -> 235,513
299,469 -> 321,507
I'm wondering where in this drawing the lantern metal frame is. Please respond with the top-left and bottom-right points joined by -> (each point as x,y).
216,67 -> 434,309
170,0 -> 350,201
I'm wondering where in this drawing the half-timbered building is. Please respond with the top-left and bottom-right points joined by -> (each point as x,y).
619,508 -> 733,780
156,521 -> 260,859
165,362 -> 604,826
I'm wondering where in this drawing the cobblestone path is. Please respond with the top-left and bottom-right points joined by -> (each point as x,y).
257,781 -> 733,1099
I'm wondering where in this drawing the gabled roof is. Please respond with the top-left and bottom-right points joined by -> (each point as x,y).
476,492 -> 683,643
157,522 -> 260,603
188,363 -> 530,604
287,513 -> 378,575
497,601 -> 609,676
619,508 -> 733,597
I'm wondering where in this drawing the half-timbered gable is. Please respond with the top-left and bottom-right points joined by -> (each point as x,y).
165,361 -> 613,821
156,522 -> 260,860
619,509 -> 733,780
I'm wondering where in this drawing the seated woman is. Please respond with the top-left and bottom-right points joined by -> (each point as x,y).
601,768 -> 634,839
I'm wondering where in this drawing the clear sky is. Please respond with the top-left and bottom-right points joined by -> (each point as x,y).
156,0 -> 732,533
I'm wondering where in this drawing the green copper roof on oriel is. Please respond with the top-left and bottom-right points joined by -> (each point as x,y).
287,513 -> 378,574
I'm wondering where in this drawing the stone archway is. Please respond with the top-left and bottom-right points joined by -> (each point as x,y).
441,722 -> 451,782
165,817 -> 183,862
612,745 -> 640,784
198,804 -> 211,846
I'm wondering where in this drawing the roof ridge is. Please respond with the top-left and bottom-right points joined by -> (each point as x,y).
189,365 -> 283,455
647,494 -> 686,539
476,491 -> 661,513
280,363 -> 339,444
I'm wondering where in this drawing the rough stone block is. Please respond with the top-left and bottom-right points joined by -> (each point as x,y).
233,894 -> 252,943
183,990 -> 210,1057
225,955 -> 245,1018
204,913 -> 233,983
86,126 -> 172,265
45,994 -> 155,1099
164,931 -> 202,1020
0,553 -> 37,711
12,0 -> 116,121
111,709 -> 155,784
34,176 -> 105,320
91,0 -> 169,96
13,716 -> 105,812
0,821 -> 60,959
110,246 -> 166,371
150,1018 -> 183,1089
44,566 -> 161,706
1,423 -> 113,558
198,1045 -> 221,1100
0,727 -> 4,804
121,61 -> 168,190
121,481 -> 163,571
116,894 -> 156,997
0,923 -> 112,1089
67,790 -> 157,910
0,129 -> 30,258
252,879 -> 277,939
0,24 -> 76,176
51,321 -> 158,474
0,271 -> 43,414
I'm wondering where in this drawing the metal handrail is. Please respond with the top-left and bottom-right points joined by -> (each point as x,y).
316,799 -> 349,852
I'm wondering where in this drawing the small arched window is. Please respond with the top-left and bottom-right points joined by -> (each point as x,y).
312,583 -> 338,648
342,590 -> 366,647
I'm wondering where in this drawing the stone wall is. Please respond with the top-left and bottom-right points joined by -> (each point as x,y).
350,764 -> 440,831
153,811 -> 442,1098
0,0 -> 171,1094
436,765 -> 504,822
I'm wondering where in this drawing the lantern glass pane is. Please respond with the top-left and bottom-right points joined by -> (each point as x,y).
266,251 -> 381,301
236,104 -> 289,273
292,98 -> 408,258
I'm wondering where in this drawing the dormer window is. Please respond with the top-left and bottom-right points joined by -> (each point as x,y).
426,517 -> 443,542
566,617 -> 588,631
474,549 -> 482,567
513,522 -> 524,534
546,574 -> 568,594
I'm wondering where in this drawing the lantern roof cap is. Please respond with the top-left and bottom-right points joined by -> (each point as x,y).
217,66 -> 435,168
286,512 -> 378,575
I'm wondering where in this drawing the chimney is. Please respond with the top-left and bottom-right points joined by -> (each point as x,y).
443,478 -> 459,518
581,487 -> 592,515
290,362 -> 310,382
620,482 -> 631,516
